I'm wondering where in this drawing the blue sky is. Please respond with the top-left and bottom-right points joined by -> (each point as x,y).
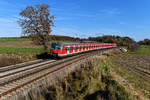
0,0 -> 150,41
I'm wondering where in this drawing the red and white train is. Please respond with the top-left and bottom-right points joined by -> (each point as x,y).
50,42 -> 117,57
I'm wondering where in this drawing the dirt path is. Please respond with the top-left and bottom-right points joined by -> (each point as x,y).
111,71 -> 149,100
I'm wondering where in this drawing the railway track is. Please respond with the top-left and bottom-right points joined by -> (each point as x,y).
0,59 -> 46,72
0,48 -> 116,99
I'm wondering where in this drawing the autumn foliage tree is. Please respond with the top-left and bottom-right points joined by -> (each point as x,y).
18,4 -> 54,50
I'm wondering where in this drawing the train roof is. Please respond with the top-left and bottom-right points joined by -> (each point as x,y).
52,42 -> 115,45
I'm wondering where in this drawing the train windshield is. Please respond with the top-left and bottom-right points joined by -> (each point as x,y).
51,42 -> 62,50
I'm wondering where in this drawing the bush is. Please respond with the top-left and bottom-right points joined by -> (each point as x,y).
31,58 -> 135,100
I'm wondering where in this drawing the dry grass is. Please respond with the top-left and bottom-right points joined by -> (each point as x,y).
27,58 -> 135,100
0,54 -> 36,67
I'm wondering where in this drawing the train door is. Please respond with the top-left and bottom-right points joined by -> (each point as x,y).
73,46 -> 75,53
77,46 -> 79,52
62,46 -> 65,54
65,46 -> 70,54
67,47 -> 70,54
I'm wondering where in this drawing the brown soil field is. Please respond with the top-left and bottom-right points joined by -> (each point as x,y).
112,54 -> 150,99
0,41 -> 42,48
114,54 -> 150,80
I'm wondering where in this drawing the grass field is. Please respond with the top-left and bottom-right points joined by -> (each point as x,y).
0,37 -> 30,42
132,45 -> 150,55
0,47 -> 43,54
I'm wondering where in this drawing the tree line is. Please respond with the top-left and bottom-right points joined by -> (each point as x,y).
138,39 -> 150,45
87,35 -> 140,51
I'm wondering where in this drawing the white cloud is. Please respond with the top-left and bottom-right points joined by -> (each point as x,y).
54,13 -> 95,21
52,27 -> 83,38
51,7 -> 65,12
0,16 -> 21,37
119,22 -> 126,25
54,16 -> 76,21
0,17 -> 18,23
74,13 -> 95,17
99,8 -> 120,15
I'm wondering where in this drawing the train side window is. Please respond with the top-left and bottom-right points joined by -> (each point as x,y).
71,47 -> 73,50
65,47 -> 69,51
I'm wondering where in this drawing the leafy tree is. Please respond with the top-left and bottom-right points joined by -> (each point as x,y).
18,4 -> 55,50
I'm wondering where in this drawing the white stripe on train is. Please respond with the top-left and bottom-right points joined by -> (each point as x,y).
58,46 -> 114,57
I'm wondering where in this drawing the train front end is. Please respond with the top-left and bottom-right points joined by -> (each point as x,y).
50,42 -> 63,58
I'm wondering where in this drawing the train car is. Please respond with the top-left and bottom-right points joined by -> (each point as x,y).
50,42 -> 117,58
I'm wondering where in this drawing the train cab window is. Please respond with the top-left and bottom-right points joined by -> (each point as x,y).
51,43 -> 56,49
51,42 -> 62,50
57,47 -> 61,50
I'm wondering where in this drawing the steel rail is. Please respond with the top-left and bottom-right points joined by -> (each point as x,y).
0,47 -> 117,99
0,51 -> 93,86
0,59 -> 47,72
0,52 -> 92,98
0,55 -> 89,98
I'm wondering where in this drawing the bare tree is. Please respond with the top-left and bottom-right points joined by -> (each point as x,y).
18,4 -> 55,50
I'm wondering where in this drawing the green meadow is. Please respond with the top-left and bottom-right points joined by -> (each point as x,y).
132,45 -> 150,55
0,47 -> 42,54
0,37 -> 30,42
